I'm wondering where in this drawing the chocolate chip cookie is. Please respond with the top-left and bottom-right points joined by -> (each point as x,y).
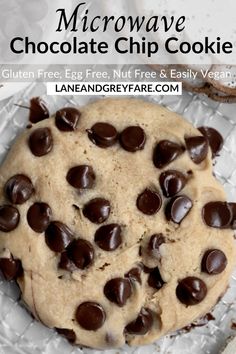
0,98 -> 235,349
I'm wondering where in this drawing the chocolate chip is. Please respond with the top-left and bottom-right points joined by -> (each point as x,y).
0,205 -> 20,232
125,267 -> 142,284
104,277 -> 132,307
94,224 -> 122,251
228,203 -> 236,229
66,165 -> 95,189
0,256 -> 23,280
231,322 -> 236,330
202,202 -> 232,229
45,222 -> 73,252
87,122 -> 118,148
139,246 -> 142,256
58,251 -> 76,272
176,277 -> 207,305
148,267 -> 165,290
159,170 -> 187,198
76,302 -> 106,330
198,126 -> 223,158
125,308 -> 153,335
165,195 -> 193,224
55,107 -> 80,132
27,203 -> 52,233
29,128 -> 53,157
83,198 -> 110,224
120,126 -> 146,152
153,140 -> 185,169
136,189 -> 162,215
55,328 -> 76,343
185,136 -> 209,164
201,249 -> 227,274
29,97 -> 49,124
5,174 -> 34,205
67,239 -> 94,269
148,234 -> 165,260
140,263 -> 152,274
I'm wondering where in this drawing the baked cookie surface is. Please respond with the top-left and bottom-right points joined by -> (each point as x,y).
0,98 -> 235,348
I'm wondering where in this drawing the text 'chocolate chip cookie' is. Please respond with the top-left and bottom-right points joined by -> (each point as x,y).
0,98 -> 235,349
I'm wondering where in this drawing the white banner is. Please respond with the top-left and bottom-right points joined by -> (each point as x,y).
47,81 -> 182,95
1,0 -> 236,65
